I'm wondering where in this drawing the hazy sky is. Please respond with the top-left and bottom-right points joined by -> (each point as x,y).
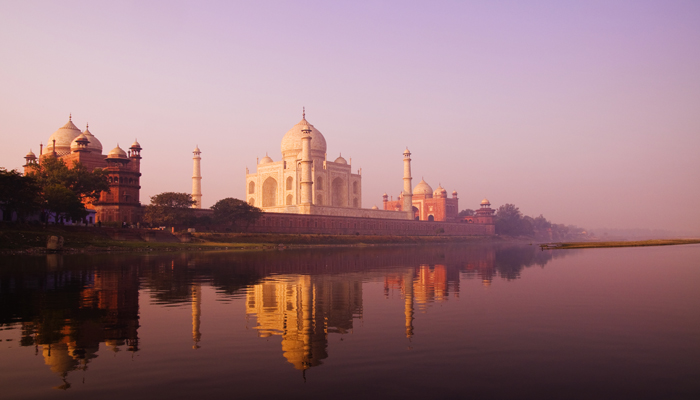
1,0 -> 698,233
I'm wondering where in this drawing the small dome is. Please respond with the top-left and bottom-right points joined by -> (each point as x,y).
433,184 -> 447,198
403,148 -> 411,156
26,149 -> 36,158
372,205 -> 378,210
82,125 -> 103,153
108,145 -> 128,159
259,154 -> 274,164
413,179 -> 433,196
334,155 -> 347,164
70,134 -> 90,152
481,198 -> 491,206
281,114 -> 327,159
46,117 -> 82,156
131,139 -> 142,149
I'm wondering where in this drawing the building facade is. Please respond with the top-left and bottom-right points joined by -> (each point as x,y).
23,115 -> 143,224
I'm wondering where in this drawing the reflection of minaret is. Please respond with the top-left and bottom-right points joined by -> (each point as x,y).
192,145 -> 202,209
192,283 -> 202,349
404,270 -> 414,338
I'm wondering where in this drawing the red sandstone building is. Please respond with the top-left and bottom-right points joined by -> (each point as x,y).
23,116 -> 143,224
382,179 -> 460,221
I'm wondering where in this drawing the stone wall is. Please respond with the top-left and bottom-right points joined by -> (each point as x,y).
246,212 -> 494,236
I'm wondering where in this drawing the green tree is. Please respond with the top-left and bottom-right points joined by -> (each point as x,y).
25,158 -> 109,223
458,209 -> 474,217
495,203 -> 524,235
211,198 -> 262,231
43,184 -> 87,222
0,168 -> 42,221
144,192 -> 196,226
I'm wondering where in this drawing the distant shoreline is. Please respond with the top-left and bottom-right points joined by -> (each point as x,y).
540,239 -> 700,250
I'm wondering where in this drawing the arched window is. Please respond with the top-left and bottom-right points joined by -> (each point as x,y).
262,177 -> 277,207
286,194 -> 293,205
248,197 -> 255,206
353,198 -> 358,208
316,194 -> 323,205
428,215 -> 435,221
248,181 -> 255,194
317,176 -> 323,190
353,181 -> 358,194
286,176 -> 293,190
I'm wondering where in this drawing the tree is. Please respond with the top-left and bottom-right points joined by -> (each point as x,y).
144,192 -> 196,226
458,209 -> 474,217
24,158 -> 109,223
211,198 -> 262,231
495,203 -> 523,235
0,168 -> 42,221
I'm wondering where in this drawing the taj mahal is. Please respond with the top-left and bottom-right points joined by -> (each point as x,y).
243,109 -> 494,226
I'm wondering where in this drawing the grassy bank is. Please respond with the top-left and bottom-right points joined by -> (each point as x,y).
0,223 -> 499,254
540,239 -> 700,250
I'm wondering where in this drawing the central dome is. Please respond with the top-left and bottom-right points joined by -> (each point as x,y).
413,179 -> 434,196
281,117 -> 327,159
45,118 -> 82,156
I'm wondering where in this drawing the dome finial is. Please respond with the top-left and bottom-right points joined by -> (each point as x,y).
86,122 -> 89,129
69,113 -> 72,121
302,106 -> 306,120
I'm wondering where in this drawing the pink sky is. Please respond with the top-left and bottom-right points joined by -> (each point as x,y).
1,0 -> 698,234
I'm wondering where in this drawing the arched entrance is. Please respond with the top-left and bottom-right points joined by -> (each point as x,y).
262,177 -> 277,207
332,177 -> 347,207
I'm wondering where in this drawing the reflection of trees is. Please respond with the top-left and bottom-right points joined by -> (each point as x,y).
493,245 -> 566,281
0,244 -> 572,382
0,256 -> 139,389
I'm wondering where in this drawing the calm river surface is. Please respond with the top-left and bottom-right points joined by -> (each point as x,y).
1,243 -> 698,399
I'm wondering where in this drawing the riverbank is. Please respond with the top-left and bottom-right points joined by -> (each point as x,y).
540,239 -> 700,250
0,223 -> 502,254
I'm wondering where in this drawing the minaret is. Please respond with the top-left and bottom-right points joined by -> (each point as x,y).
402,148 -> 413,215
192,145 -> 202,209
299,111 -> 313,206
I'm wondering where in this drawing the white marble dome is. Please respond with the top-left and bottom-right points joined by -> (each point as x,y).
281,117 -> 327,159
82,126 -> 103,153
433,184 -> 447,198
413,179 -> 433,196
481,198 -> 491,206
334,155 -> 347,164
259,154 -> 274,164
70,133 -> 90,152
45,118 -> 82,156
108,145 -> 128,159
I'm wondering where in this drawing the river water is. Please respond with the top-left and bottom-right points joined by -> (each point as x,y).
0,243 -> 698,399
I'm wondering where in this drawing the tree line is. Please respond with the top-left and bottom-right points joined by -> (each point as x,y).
460,203 -> 590,241
143,192 -> 262,231
1,162 -> 261,230
1,159 -> 108,223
